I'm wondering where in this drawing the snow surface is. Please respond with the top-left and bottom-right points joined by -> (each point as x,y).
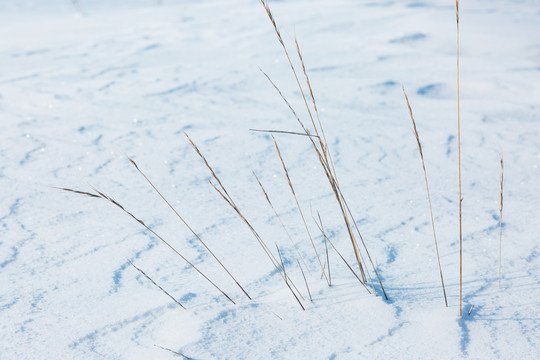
1,0 -> 540,359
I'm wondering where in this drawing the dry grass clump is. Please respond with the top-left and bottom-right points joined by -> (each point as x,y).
59,0 -> 501,323
259,0 -> 387,300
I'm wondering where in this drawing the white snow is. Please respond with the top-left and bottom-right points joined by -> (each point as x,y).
1,0 -> 539,359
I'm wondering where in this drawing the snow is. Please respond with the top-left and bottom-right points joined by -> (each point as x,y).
1,0 -> 539,358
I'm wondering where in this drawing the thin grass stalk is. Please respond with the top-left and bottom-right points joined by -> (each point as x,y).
271,311 -> 283,320
185,134 -> 235,205
320,261 -> 327,280
249,129 -> 319,138
207,180 -> 305,300
260,67 -> 373,288
272,136 -> 330,285
276,244 -> 305,310
311,212 -> 371,294
317,212 -> 331,286
456,0 -> 463,316
499,155 -> 504,288
261,65 -> 384,297
403,88 -> 448,307
252,170 -> 311,274
185,134 -> 305,301
154,344 -> 193,360
128,260 -> 185,309
297,259 -> 312,301
267,6 -> 371,287
294,38 -> 329,160
57,187 -> 236,304
333,185 -> 382,296
260,0 -> 319,137
259,4 -> 379,291
128,157 -> 251,300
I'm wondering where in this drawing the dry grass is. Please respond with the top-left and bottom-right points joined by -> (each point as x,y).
260,0 -> 387,299
312,210 -> 371,294
456,0 -> 463,316
499,154 -> 504,288
128,157 -> 251,300
56,187 -> 236,304
252,170 -> 311,274
272,135 -> 330,285
128,260 -> 185,310
57,0 -> 482,321
402,87 -> 448,307
276,244 -> 305,310
185,132 -> 306,305
297,259 -> 312,302
154,344 -> 194,360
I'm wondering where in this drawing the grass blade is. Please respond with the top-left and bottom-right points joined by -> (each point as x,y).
128,157 -> 251,300
58,186 -> 236,305
272,136 -> 330,285
403,87 -> 448,307
456,0 -> 463,316
128,260 -> 186,309
499,154 -> 504,288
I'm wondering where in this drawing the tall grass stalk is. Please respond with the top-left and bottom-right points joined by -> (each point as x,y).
272,135 -> 330,285
297,259 -> 313,301
154,344 -> 193,360
57,187 -> 236,304
499,155 -> 504,288
403,87 -> 448,307
312,211 -> 371,294
314,211 -> 332,285
252,170 -> 311,274
456,0 -> 463,316
249,129 -> 319,138
185,133 -> 305,302
276,244 -> 305,310
260,0 -> 386,298
128,260 -> 186,309
128,158 -> 251,300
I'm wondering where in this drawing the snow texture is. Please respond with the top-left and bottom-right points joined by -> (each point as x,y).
1,0 -> 539,359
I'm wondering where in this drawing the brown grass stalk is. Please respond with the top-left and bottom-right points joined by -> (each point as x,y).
128,157 -> 251,300
154,344 -> 194,359
272,135 -> 330,285
312,211 -> 371,294
296,32 -> 378,292
57,187 -> 236,305
276,244 -> 305,310
403,87 -> 448,307
128,260 -> 185,309
249,129 -> 319,138
259,1 -> 386,297
499,154 -> 504,288
297,259 -> 312,302
260,67 -> 377,290
316,212 -> 331,286
456,0 -> 463,316
294,38 -> 385,296
252,170 -> 311,274
185,133 -> 305,303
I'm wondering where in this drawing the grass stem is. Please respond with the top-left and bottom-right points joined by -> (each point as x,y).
402,87 -> 448,307
128,157 -> 251,300
499,155 -> 504,288
456,0 -> 463,316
